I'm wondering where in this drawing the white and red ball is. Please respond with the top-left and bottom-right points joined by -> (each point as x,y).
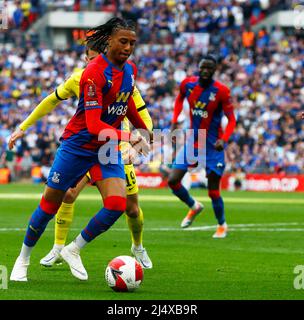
105,255 -> 144,292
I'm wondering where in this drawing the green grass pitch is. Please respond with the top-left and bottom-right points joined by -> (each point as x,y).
0,183 -> 304,300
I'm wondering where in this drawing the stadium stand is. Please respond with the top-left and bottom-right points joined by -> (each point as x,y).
0,0 -> 303,182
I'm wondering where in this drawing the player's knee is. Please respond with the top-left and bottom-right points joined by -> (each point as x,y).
40,196 -> 62,215
63,188 -> 78,204
208,189 -> 221,200
104,196 -> 127,212
168,176 -> 181,189
126,203 -> 139,218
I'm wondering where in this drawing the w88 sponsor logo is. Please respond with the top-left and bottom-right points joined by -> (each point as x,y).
107,104 -> 128,116
192,109 -> 208,118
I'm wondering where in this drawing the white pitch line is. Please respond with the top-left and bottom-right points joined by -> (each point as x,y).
214,222 -> 304,227
0,193 -> 303,204
226,228 -> 304,232
1,223 -> 304,232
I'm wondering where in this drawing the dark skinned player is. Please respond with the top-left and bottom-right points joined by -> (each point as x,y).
169,55 -> 236,238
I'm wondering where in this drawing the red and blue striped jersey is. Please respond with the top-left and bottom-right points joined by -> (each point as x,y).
172,76 -> 236,147
61,53 -> 140,152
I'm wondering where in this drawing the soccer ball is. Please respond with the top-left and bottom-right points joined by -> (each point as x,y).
105,255 -> 144,292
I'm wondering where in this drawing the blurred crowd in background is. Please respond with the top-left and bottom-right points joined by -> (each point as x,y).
1,0 -> 299,44
0,0 -> 303,182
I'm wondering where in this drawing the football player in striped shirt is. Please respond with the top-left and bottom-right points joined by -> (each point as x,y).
169,55 -> 236,238
9,41 -> 153,269
10,17 -> 151,281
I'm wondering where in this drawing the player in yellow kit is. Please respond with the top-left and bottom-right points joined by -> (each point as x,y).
9,45 -> 153,269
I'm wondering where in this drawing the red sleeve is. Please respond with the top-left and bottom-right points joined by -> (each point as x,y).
126,96 -> 148,130
81,64 -> 130,142
220,86 -> 236,142
172,79 -> 188,124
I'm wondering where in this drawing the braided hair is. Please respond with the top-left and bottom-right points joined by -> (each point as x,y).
85,17 -> 136,54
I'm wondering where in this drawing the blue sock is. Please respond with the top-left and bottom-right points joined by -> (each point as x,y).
24,206 -> 55,247
212,197 -> 225,225
170,182 -> 195,208
81,207 -> 124,242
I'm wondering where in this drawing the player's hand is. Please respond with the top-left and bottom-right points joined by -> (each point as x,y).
171,123 -> 178,132
8,127 -> 24,150
214,139 -> 225,151
122,144 -> 138,164
122,142 -> 137,164
130,133 -> 150,157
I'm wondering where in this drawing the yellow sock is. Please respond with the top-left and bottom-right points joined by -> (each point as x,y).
55,202 -> 75,246
126,207 -> 144,247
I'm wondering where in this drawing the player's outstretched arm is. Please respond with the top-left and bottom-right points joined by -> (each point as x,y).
19,92 -> 61,132
9,73 -> 79,150
8,92 -> 62,150
8,127 -> 25,150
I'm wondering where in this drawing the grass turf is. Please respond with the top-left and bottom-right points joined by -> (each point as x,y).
0,183 -> 303,300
